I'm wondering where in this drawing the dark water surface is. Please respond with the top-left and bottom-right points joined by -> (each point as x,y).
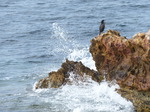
0,0 -> 149,112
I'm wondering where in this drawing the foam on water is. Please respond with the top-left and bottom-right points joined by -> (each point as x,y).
33,73 -> 134,112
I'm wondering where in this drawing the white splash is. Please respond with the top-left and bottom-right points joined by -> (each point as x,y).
33,73 -> 134,112
52,22 -> 68,41
50,22 -> 81,56
146,29 -> 150,40
67,47 -> 96,70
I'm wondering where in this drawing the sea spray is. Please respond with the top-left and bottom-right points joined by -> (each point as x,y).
33,72 -> 134,112
51,23 -> 81,54
51,23 -> 89,62
67,48 -> 96,70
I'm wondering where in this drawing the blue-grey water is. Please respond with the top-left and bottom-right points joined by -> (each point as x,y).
0,0 -> 149,112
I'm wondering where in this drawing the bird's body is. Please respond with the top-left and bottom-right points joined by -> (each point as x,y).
99,20 -> 105,35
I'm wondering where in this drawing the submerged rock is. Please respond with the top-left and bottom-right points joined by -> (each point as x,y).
35,59 -> 103,89
90,30 -> 150,111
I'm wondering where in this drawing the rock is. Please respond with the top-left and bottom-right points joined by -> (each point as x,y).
90,30 -> 150,112
35,29 -> 150,111
35,59 -> 103,89
90,30 -> 150,91
146,29 -> 150,40
117,87 -> 150,112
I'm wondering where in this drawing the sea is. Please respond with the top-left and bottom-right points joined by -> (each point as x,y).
0,0 -> 149,112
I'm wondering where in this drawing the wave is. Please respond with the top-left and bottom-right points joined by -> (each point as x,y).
25,54 -> 54,59
33,73 -> 134,112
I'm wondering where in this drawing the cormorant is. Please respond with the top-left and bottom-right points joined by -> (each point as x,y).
99,20 -> 105,35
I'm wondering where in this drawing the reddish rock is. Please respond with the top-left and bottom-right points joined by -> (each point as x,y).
90,30 -> 150,111
90,30 -> 150,91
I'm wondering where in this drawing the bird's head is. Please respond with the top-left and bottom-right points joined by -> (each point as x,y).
101,20 -> 105,23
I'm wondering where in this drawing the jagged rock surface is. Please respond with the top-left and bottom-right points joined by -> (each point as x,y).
90,30 -> 150,112
117,87 -> 150,112
35,59 -> 103,89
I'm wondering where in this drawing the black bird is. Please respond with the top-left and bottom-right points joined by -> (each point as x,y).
99,20 -> 105,35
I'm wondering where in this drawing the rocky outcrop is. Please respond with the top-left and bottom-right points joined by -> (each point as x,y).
35,59 -> 103,89
35,29 -> 150,112
90,30 -> 150,112
90,30 -> 150,91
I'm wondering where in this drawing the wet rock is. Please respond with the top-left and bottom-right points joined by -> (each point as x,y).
90,30 -> 150,112
117,88 -> 150,112
90,30 -> 150,91
35,59 -> 103,89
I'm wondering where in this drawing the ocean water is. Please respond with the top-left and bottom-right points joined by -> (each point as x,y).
0,0 -> 149,112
